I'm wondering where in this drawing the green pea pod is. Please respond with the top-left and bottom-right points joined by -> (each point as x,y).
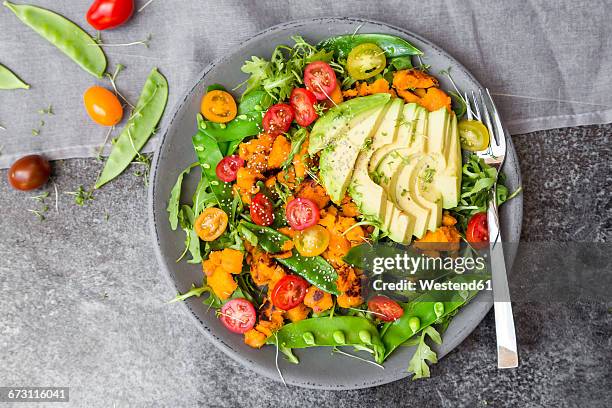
239,222 -> 288,253
268,316 -> 385,364
381,274 -> 485,359
318,33 -> 423,60
95,68 -> 168,188
0,63 -> 29,89
238,89 -> 273,114
199,112 -> 262,142
239,222 -> 340,294
4,1 -> 106,78
277,252 -> 340,295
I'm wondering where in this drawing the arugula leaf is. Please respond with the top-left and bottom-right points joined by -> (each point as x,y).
407,326 -> 442,380
238,36 -> 329,102
282,128 -> 308,169
168,283 -> 213,303
179,205 -> 202,264
451,155 -> 522,231
167,162 -> 198,230
240,56 -> 271,95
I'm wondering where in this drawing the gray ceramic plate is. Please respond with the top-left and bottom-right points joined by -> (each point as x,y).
148,18 -> 523,390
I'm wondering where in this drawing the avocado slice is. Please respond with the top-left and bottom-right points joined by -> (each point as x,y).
412,155 -> 443,232
436,113 -> 462,208
369,103 -> 420,173
390,155 -> 430,238
348,98 -> 414,243
319,101 -> 389,204
309,94 -> 391,155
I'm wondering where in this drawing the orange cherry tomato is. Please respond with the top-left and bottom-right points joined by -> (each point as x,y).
194,207 -> 228,241
200,90 -> 237,123
83,86 -> 123,126
293,225 -> 330,257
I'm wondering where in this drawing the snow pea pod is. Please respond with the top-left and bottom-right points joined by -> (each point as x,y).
381,274 -> 484,359
239,222 -> 340,294
3,1 -> 106,78
277,252 -> 340,295
318,33 -> 423,60
268,316 -> 385,364
0,63 -> 29,89
95,68 -> 168,188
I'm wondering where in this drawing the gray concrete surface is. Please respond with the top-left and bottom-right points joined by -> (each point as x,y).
1,124 -> 611,407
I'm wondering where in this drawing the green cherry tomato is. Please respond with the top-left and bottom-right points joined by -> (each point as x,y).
347,43 -> 386,80
458,119 -> 490,151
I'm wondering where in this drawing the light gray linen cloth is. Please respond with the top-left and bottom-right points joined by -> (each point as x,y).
0,0 -> 610,168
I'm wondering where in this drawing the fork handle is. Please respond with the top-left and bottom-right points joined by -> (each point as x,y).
488,186 -> 519,369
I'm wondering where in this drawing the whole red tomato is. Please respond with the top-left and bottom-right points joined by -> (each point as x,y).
8,155 -> 51,191
86,0 -> 135,31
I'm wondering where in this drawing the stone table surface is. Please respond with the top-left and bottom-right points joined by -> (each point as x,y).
0,124 -> 610,408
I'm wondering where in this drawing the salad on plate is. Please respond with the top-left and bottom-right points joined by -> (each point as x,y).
167,33 -> 518,379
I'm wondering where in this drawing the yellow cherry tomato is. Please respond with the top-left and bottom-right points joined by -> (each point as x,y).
293,225 -> 330,257
83,86 -> 123,126
195,207 -> 228,241
347,43 -> 386,80
458,119 -> 490,151
200,90 -> 237,123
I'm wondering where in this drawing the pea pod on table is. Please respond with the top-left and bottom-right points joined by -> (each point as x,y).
3,1 -> 107,78
381,274 -> 486,359
95,68 -> 168,188
0,63 -> 29,90
267,316 -> 385,364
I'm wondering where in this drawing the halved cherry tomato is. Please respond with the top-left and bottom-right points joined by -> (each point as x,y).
195,207 -> 228,241
285,198 -> 319,231
458,119 -> 490,151
216,155 -> 244,182
200,90 -> 237,123
290,88 -> 318,127
250,193 -> 275,226
367,295 -> 404,322
86,0 -> 134,31
304,61 -> 337,101
262,103 -> 294,136
466,212 -> 489,249
219,298 -> 256,334
347,43 -> 387,80
293,225 -> 330,257
83,86 -> 123,126
271,275 -> 309,310
8,155 -> 51,191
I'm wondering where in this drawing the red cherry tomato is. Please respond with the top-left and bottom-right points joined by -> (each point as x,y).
466,212 -> 489,249
262,103 -> 294,136
285,198 -> 320,231
8,155 -> 51,191
215,155 -> 244,183
271,275 -> 309,310
219,298 -> 256,334
368,296 -> 404,322
86,0 -> 135,31
250,193 -> 275,226
290,88 -> 318,127
304,61 -> 337,101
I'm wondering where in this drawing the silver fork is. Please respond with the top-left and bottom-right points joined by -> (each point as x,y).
464,89 -> 519,369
